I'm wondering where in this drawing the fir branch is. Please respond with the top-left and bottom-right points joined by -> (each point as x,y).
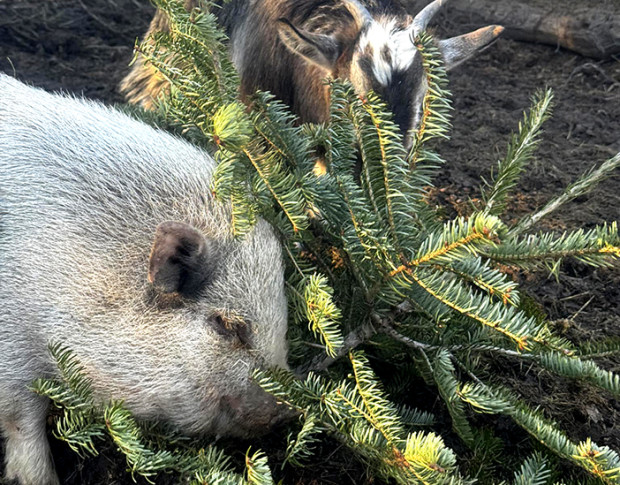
52,409 -> 106,458
576,337 -> 620,358
168,4 -> 235,101
511,152 -> 620,236
325,82 -> 398,276
339,355 -> 466,484
326,81 -> 359,176
190,471 -> 243,485
486,222 -> 620,268
348,351 -> 405,445
483,89 -> 554,216
212,102 -> 253,150
409,33 -> 453,156
250,92 -> 306,167
229,182 -> 258,237
410,215 -> 500,265
245,449 -> 274,485
398,405 -> 435,428
256,359 -> 468,484
349,89 -> 417,252
406,32 -> 453,231
300,274 -> 344,357
243,144 -> 310,235
370,213 -> 504,300
212,145 -> 258,236
178,446 -> 237,482
537,352 -> 620,398
155,0 -> 237,100
378,321 -> 553,361
383,323 -> 617,401
401,268 -> 549,350
242,149 -> 307,233
402,431 -> 460,484
573,438 -> 620,484
382,277 -> 454,321
350,92 -> 391,233
432,351 -> 475,446
248,93 -> 337,229
512,453 -> 552,485
304,321 -> 376,373
252,367 -> 309,412
359,94 -> 402,225
212,146 -> 240,199
31,343 -> 96,412
435,257 -> 520,306
284,413 -> 325,467
34,344 -> 240,482
460,384 -> 620,483
104,403 -> 178,482
31,346 -> 107,457
138,0 -> 238,127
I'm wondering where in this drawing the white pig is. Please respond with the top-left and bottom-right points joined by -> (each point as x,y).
0,73 -> 289,485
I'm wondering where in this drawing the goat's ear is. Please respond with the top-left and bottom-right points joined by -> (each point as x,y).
277,18 -> 341,71
148,221 -> 213,296
438,25 -> 504,71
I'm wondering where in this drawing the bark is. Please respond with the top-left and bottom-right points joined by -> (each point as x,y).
402,0 -> 620,59
453,0 -> 619,59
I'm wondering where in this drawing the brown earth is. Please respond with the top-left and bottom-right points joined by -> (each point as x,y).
0,0 -> 618,483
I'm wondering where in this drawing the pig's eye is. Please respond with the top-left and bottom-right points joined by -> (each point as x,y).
210,312 -> 252,349
214,314 -> 227,329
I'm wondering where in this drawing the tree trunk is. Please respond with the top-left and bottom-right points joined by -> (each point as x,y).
403,0 -> 620,59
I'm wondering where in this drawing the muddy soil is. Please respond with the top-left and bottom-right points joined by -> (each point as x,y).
0,0 -> 618,483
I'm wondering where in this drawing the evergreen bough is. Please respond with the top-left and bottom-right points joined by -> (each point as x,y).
34,0 -> 620,483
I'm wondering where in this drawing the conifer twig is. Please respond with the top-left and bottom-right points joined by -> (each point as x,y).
377,321 -> 431,351
483,89 -> 553,216
302,303 -> 417,374
378,322 -> 527,359
302,321 -> 376,374
510,152 -> 620,235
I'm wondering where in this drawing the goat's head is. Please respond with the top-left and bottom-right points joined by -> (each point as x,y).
277,0 -> 503,147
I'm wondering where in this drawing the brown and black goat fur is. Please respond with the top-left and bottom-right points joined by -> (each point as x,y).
121,0 -> 503,145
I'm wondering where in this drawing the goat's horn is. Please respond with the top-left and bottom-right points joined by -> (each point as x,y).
412,0 -> 448,36
342,0 -> 372,28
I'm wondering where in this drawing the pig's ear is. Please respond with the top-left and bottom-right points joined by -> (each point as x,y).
148,221 -> 212,296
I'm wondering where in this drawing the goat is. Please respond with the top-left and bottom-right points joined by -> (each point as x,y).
121,0 -> 503,147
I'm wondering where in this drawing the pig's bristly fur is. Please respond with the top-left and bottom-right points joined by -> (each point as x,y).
0,74 -> 289,485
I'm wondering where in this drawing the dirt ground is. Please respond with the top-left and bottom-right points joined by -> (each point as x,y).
0,0 -> 619,483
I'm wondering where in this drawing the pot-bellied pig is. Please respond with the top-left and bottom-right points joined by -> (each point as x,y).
0,73 -> 289,485
120,0 -> 503,147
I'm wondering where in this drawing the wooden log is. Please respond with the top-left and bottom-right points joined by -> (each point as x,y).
400,0 -> 620,59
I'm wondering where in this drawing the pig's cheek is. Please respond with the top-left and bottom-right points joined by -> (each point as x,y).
220,394 -> 242,413
219,393 -> 276,428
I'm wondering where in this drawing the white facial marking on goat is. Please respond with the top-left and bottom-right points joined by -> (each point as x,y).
357,19 -> 418,87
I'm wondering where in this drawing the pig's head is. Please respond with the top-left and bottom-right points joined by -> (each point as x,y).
143,218 -> 289,438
